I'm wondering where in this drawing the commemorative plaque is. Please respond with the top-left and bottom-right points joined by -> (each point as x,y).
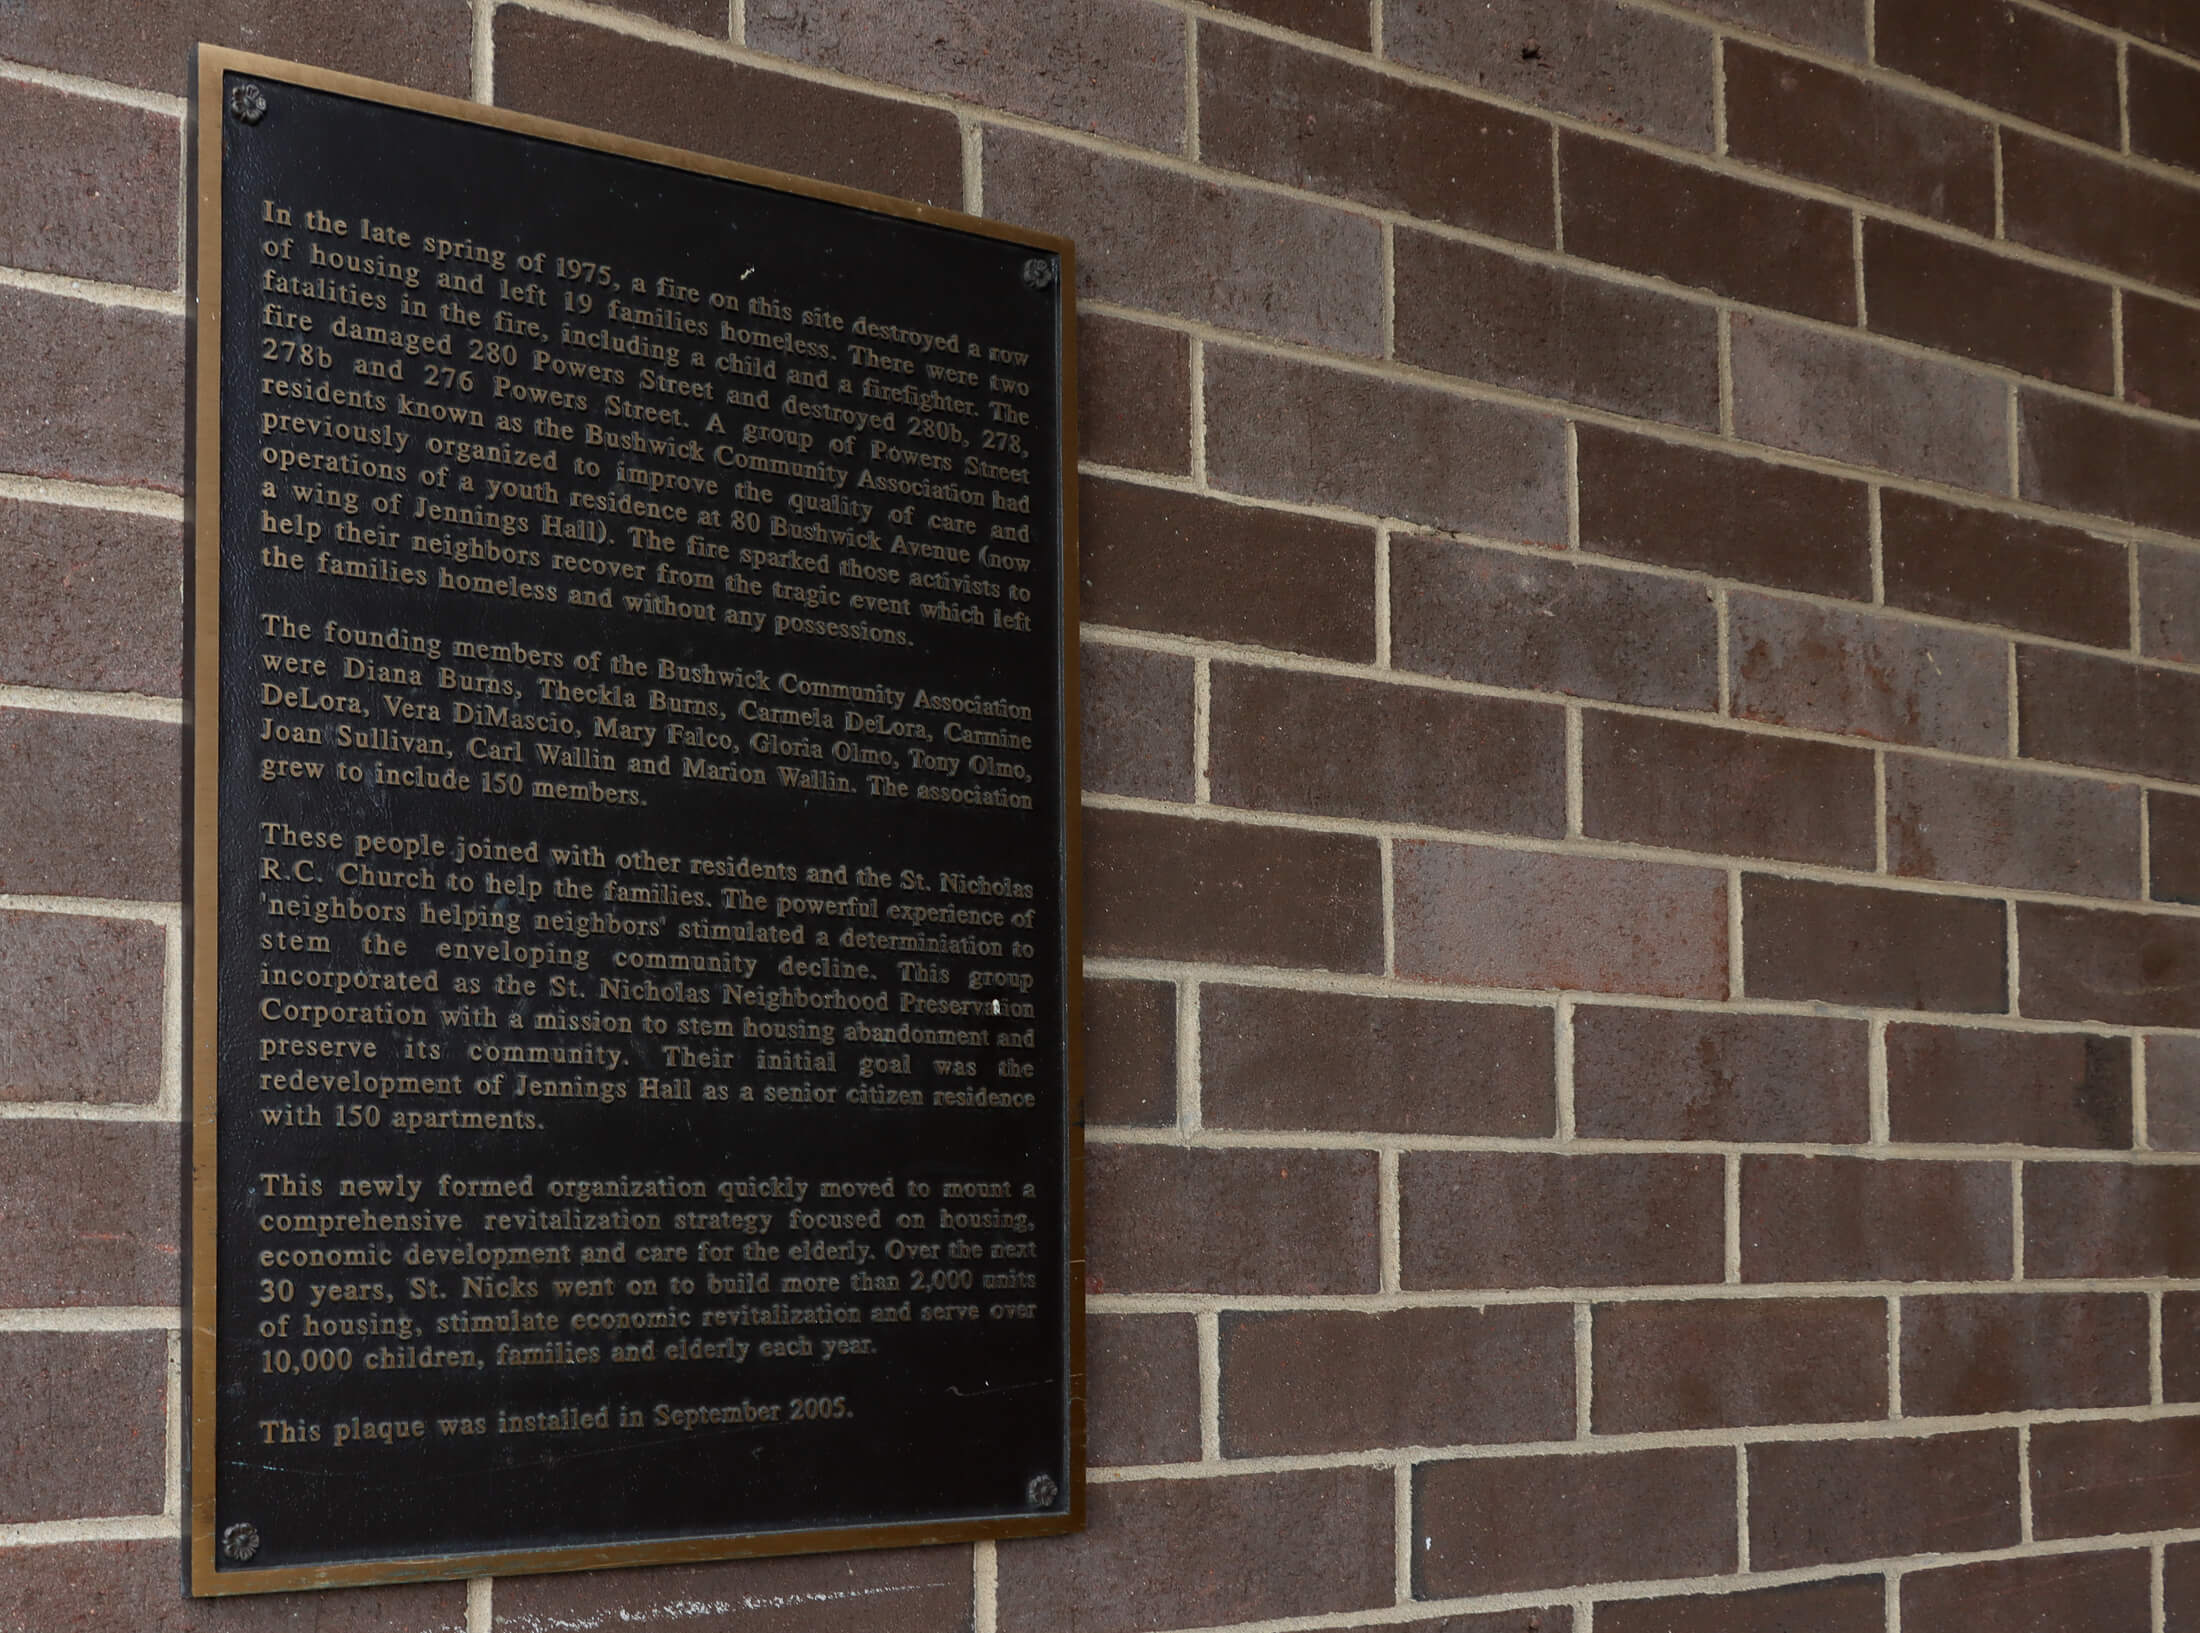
188,49 -> 1080,1593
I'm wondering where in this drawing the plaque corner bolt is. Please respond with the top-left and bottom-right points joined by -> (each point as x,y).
219,1521 -> 261,1562
1026,1473 -> 1059,1510
228,82 -> 267,124
1020,257 -> 1056,293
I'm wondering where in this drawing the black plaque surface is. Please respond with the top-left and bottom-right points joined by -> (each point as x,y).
189,48 -> 1079,1593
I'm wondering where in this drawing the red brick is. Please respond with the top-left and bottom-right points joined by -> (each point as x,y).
1080,478 -> 1375,660
0,911 -> 165,1105
1577,421 -> 1871,600
1391,537 -> 1719,710
1385,0 -> 1715,150
494,12 -> 962,207
1000,1468 -> 1390,1633
1751,1430 -> 2019,1567
1199,27 -> 1553,242
1415,1447 -> 1735,1597
1221,1305 -> 1574,1454
748,0 -> 1184,150
1880,489 -> 2129,648
1400,1151 -> 1724,1290
1581,712 -> 1877,867
1572,1006 -> 1870,1142
0,0 -> 471,97
1596,1579 -> 1884,1633
2024,1162 -> 2200,1277
1878,0 -> 2119,146
0,1331 -> 164,1522
1743,875 -> 2006,1012
497,1549 -> 972,1633
2021,646 -> 2200,783
0,500 -> 181,696
2005,128 -> 2200,299
1886,1024 -> 2132,1149
1725,42 -> 1996,233
0,1539 -> 465,1631
1084,808 -> 1382,971
0,79 -> 175,290
1396,843 -> 1728,999
0,1121 -> 178,1305
1088,1314 -> 1199,1466
2140,544 -> 2200,662
1865,219 -> 2114,391
2150,1035 -> 2200,1149
0,710 -> 179,901
1744,1154 -> 2013,1280
2130,47 -> 2200,176
1087,1146 -> 1377,1295
2047,0 -> 2200,58
1207,0 -> 1368,48
1729,593 -> 2009,755
1561,134 -> 1857,323
1904,1551 -> 2151,1633
1903,1291 -> 2150,1414
2020,902 -> 2200,1027
1077,315 -> 1191,475
1202,984 -> 1556,1137
1080,642 -> 1194,802
2032,1416 -> 2200,1537
1394,232 -> 1719,428
0,287 -> 179,493
2020,389 -> 2200,539
1886,758 -> 2141,899
2155,791 -> 2200,905
1730,313 -> 2008,491
1205,347 -> 1569,542
986,128 -> 1379,353
1596,1298 -> 1887,1431
2167,1290 -> 2200,1398
1209,665 -> 1565,833
1082,978 -> 1175,1128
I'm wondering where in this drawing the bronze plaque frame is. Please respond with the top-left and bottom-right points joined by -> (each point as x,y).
188,45 -> 1082,1595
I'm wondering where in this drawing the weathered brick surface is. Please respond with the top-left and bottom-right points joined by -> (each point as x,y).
1082,978 -> 1176,1128
0,910 -> 165,1105
2025,1163 -> 2200,1277
1394,232 -> 1719,428
1391,537 -> 1719,710
1880,489 -> 2129,648
1596,1579 -> 1884,1633
1081,642 -> 1194,802
1208,664 -> 1565,833
2151,1036 -> 2200,1151
2032,1416 -> 2200,1537
2140,543 -> 2200,663
2124,293 -> 2200,422
1401,1152 -> 1724,1290
1576,426 -> 1870,598
1581,712 -> 1876,867
748,0 -> 1186,150
2129,47 -> 2200,177
1885,1024 -> 2132,1149
1741,1155 -> 2013,1282
1202,985 -> 1556,1136
1729,593 -> 2009,755
2155,791 -> 2200,905
1593,1298 -> 1888,1431
0,710 -> 180,901
1396,843 -> 1728,999
2018,902 -> 2200,1027
0,1120 -> 178,1305
2004,129 -> 2200,300
0,1330 -> 165,1522
2020,645 -> 2200,783
1077,315 -> 1192,474
1199,28 -> 1554,241
496,1550 -> 973,1633
1741,876 -> 2008,1012
1084,808 -> 1382,971
1415,1447 -> 1736,1597
1864,219 -> 2114,392
2021,389 -> 2200,538
1562,134 -> 1856,324
1724,42 -> 1996,233
2166,1290 -> 2200,1398
2047,0 -> 2200,58
0,1540 -> 466,1631
1903,1291 -> 2151,1414
1571,1006 -> 1869,1142
1087,1314 -> 1200,1466
0,79 -> 177,290
1220,1305 -> 1574,1454
1384,0 -> 1715,151
1750,1430 -> 2020,1567
1087,1145 -> 1377,1295
998,1469 -> 1392,1633
1877,0 -> 2120,146
0,287 -> 180,493
1885,756 -> 2141,899
495,12 -> 962,206
0,499 -> 181,696
604,0 -> 727,33
1903,1550 -> 2152,1633
1205,347 -> 1569,541
1205,0 -> 1368,48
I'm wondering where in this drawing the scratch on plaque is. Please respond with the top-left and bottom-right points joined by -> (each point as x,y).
498,1581 -> 944,1631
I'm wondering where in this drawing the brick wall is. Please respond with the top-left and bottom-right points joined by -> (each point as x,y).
5,0 -> 2200,1628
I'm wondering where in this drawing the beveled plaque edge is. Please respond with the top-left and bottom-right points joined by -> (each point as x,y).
185,42 -> 1084,1598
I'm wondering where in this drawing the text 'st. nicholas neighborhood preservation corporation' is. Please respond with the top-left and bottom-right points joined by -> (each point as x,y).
189,48 -> 1082,1593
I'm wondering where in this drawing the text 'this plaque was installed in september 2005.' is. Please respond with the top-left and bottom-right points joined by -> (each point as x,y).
188,46 -> 1082,1594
